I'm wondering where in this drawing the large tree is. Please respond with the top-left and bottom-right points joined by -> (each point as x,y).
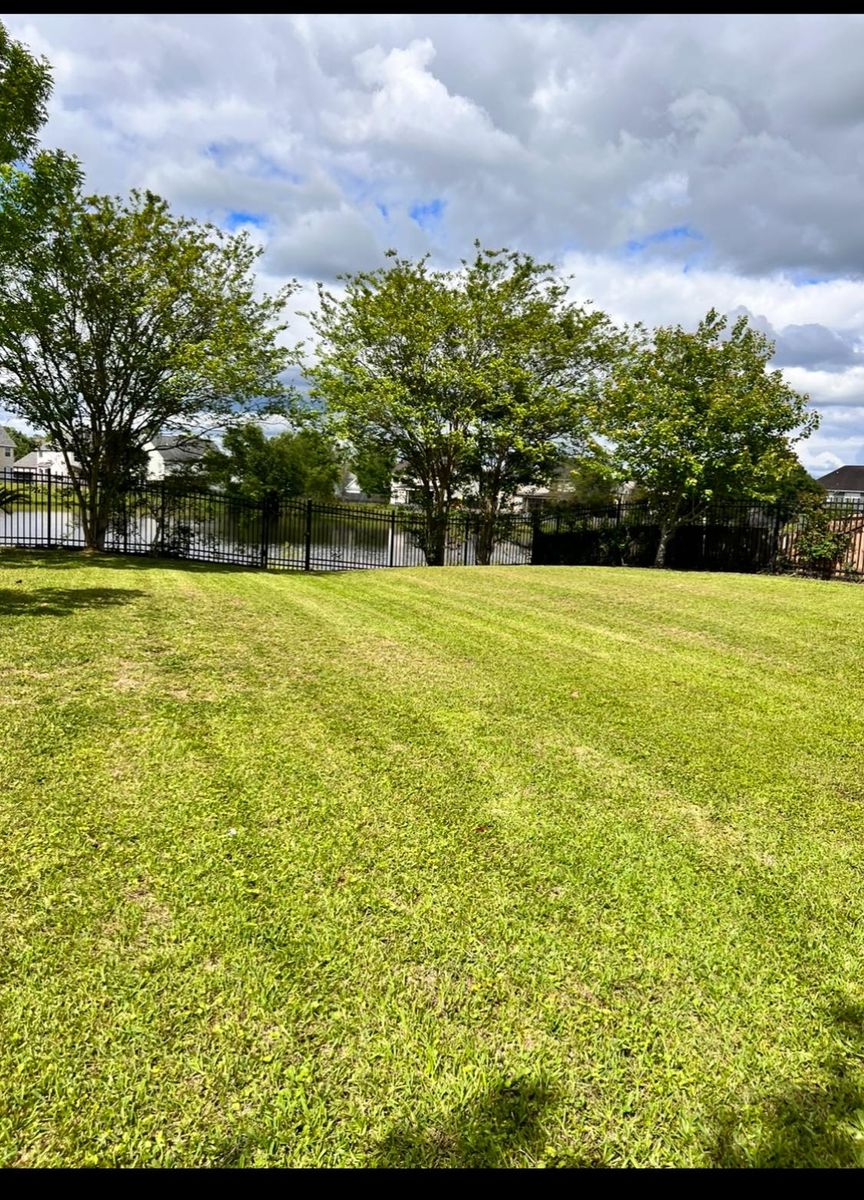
203,422 -> 342,503
600,309 -> 819,567
308,246 -> 619,565
0,183 -> 296,548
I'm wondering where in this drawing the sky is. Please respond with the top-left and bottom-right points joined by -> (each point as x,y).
6,11 -> 864,473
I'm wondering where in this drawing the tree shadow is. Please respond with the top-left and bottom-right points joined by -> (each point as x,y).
0,549 -> 254,576
373,1077 -> 557,1168
709,1001 -> 864,1167
0,585 -> 147,617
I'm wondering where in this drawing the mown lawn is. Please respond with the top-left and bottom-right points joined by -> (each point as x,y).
2,551 -> 864,1168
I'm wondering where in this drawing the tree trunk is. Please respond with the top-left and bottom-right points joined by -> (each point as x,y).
474,499 -> 498,566
423,508 -> 449,566
82,475 -> 115,551
654,520 -> 674,568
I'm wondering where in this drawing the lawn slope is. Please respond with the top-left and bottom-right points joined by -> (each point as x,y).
2,552 -> 864,1167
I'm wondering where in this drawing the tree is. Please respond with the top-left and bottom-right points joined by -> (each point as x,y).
0,21 -> 52,165
600,309 -> 819,567
2,425 -> 40,459
0,184 -> 296,548
309,245 -> 619,565
203,423 -> 341,503
352,442 -> 395,500
308,253 -> 469,564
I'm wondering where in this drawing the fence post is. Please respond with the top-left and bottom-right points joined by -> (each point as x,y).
159,477 -> 167,555
530,506 -> 542,565
389,508 -> 396,567
123,487 -> 128,555
260,493 -> 270,569
616,496 -> 622,525
463,512 -> 471,565
46,468 -> 52,548
304,498 -> 313,571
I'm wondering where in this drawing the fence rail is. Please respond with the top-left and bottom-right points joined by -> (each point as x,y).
2,469 -> 863,580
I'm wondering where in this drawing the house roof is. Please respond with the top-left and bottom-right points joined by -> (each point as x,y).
816,465 -> 864,492
0,428 -> 15,448
13,451 -> 39,468
152,435 -> 214,464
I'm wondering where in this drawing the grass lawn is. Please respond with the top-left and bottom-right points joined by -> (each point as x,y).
2,551 -> 864,1168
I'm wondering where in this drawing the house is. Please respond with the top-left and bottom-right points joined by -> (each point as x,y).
816,465 -> 864,503
145,435 -> 214,480
0,428 -> 14,475
11,443 -> 75,477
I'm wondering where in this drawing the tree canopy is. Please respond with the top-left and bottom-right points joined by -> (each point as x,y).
0,183 -> 296,547
599,309 -> 819,565
309,245 -> 619,564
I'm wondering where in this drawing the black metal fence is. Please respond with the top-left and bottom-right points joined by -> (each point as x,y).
2,470 -> 863,580
530,499 -> 864,579
0,470 -> 534,571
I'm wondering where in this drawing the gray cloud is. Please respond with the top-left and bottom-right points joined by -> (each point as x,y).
730,307 -> 864,372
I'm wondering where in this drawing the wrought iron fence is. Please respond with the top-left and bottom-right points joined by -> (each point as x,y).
2,469 -> 863,580
530,498 -> 864,579
0,470 -> 535,571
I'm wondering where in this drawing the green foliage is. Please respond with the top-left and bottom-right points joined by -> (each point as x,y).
4,555 -> 864,1166
551,448 -> 619,507
0,21 -> 52,164
2,425 -> 40,460
204,423 -> 341,502
309,244 -> 619,564
0,182 -> 297,548
790,495 -> 853,576
352,442 -> 396,499
600,309 -> 819,565
771,460 -> 824,517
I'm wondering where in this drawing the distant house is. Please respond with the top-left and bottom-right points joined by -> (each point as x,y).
11,443 -> 75,477
145,435 -> 215,480
0,428 -> 14,475
816,465 -> 864,503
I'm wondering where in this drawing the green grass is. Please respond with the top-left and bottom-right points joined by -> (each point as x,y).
2,551 -> 864,1168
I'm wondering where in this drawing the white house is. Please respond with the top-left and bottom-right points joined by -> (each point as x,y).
11,444 -> 75,476
145,435 -> 214,480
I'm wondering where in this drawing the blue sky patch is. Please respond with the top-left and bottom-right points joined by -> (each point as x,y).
409,198 -> 445,229
626,225 -> 704,255
225,210 -> 267,230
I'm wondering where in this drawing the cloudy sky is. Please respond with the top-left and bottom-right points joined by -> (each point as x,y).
7,12 -> 864,472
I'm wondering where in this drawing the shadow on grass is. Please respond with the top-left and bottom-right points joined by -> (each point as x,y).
0,584 -> 147,617
373,1078 -> 556,1168
710,1001 -> 864,1167
0,548 -> 256,576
